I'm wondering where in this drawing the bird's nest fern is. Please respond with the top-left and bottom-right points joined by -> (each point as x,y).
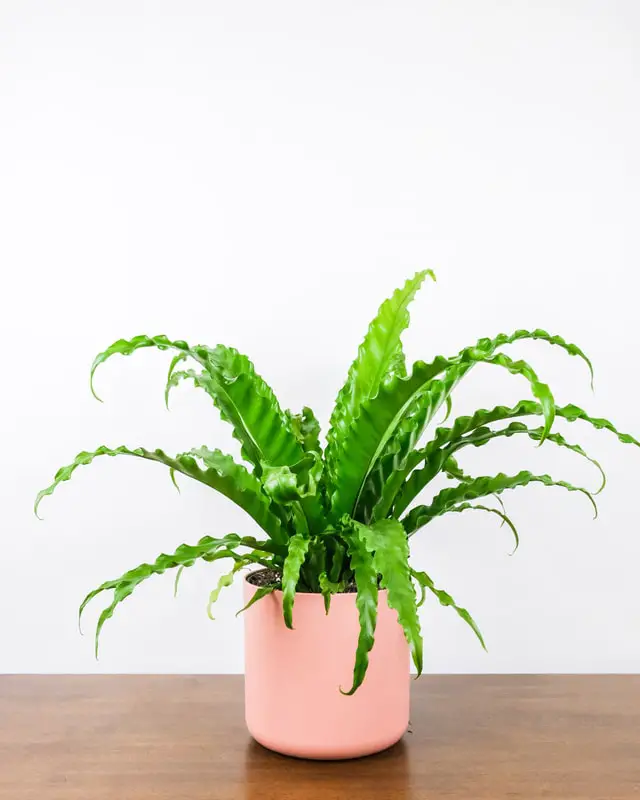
36,271 -> 639,693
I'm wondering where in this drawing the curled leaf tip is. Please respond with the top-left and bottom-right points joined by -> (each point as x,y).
89,370 -> 104,403
169,469 -> 181,494
173,566 -> 184,597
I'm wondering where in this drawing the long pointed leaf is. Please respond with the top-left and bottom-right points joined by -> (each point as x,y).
395,422 -> 606,517
357,327 -> 590,522
207,560 -> 248,620
281,533 -> 310,629
342,532 -> 378,695
207,345 -> 304,470
35,445 -> 288,545
78,534 -> 257,654
90,334 -> 209,402
325,271 -> 434,489
394,399 -> 638,516
351,519 -> 423,676
403,470 -> 598,535
443,501 -> 520,553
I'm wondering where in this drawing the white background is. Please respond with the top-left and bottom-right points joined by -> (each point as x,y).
1,1 -> 639,674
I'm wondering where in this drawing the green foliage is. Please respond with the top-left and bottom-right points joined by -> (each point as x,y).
37,272 -> 640,691
353,519 -> 423,679
342,532 -> 379,695
281,534 -> 311,629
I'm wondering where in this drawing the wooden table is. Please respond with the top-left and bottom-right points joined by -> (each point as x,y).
1,675 -> 638,799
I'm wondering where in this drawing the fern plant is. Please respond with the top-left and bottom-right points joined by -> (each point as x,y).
36,271 -> 639,693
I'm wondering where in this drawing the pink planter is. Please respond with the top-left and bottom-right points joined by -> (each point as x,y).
243,577 -> 410,760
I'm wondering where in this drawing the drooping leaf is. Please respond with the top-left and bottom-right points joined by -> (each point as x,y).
281,533 -> 310,629
443,501 -> 521,553
393,399 -> 635,516
422,400 -> 639,460
442,456 -> 512,533
78,535 -> 262,654
90,334 -> 209,402
453,424 -> 606,492
410,568 -> 486,649
207,560 -> 248,620
488,328 -> 594,389
403,470 -> 598,535
356,327 -> 589,522
35,445 -> 288,545
395,422 -> 607,517
352,519 -> 423,677
342,529 -> 379,695
325,271 -> 434,489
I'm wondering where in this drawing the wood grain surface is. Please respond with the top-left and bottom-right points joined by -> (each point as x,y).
1,675 -> 638,799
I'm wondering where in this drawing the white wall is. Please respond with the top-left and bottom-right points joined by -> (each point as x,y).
2,1 -> 639,674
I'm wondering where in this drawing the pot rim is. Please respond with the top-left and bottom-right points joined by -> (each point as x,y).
244,568 -> 388,598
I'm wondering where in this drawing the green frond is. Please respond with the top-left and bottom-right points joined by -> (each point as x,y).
325,271 -> 434,491
395,421 -> 607,517
281,534 -> 310,629
35,445 -> 288,545
348,519 -> 423,679
90,334 -> 209,402
410,568 -> 486,649
79,534 -> 265,655
341,531 -> 378,695
403,470 -> 597,535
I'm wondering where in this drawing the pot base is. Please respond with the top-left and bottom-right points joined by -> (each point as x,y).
249,727 -> 407,761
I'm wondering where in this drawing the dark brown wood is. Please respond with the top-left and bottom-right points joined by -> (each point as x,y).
1,675 -> 638,799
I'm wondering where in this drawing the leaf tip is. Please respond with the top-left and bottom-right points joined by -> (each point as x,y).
89,365 -> 104,403
169,469 -> 181,494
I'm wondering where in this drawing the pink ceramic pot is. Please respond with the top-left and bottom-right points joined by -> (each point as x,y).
243,577 -> 410,760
